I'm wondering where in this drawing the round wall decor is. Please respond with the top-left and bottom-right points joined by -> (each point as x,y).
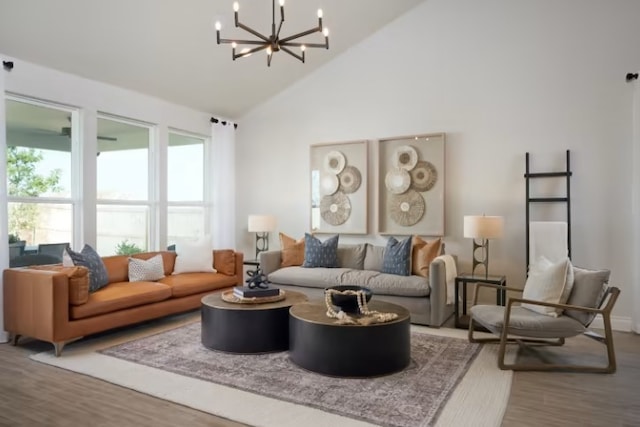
410,160 -> 438,192
385,168 -> 411,194
338,165 -> 362,194
388,189 -> 425,226
320,172 -> 340,195
320,191 -> 352,225
324,151 -> 346,174
392,145 -> 418,171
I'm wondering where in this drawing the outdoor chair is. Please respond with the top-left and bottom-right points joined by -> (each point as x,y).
468,281 -> 620,373
36,242 -> 70,260
9,254 -> 62,268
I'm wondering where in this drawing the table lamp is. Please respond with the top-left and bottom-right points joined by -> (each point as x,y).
248,215 -> 277,260
463,215 -> 504,278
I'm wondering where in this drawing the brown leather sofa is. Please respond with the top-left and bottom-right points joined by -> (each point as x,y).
3,249 -> 243,356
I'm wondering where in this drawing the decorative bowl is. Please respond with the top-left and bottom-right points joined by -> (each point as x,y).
325,285 -> 373,313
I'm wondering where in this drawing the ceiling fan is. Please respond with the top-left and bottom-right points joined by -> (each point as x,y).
59,125 -> 117,141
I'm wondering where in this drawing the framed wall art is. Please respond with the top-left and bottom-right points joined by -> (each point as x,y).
310,140 -> 368,234
377,133 -> 445,236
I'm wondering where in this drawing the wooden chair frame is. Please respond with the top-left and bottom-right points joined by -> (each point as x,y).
468,282 -> 620,373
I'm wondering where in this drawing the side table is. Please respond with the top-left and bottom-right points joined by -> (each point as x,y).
454,273 -> 507,329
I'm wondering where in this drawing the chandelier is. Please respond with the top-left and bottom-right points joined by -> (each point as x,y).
215,0 -> 329,66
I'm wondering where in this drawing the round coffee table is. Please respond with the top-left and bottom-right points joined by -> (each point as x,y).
201,290 -> 307,354
289,300 -> 411,377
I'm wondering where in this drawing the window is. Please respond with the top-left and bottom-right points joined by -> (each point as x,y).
167,131 -> 207,245
5,97 -> 76,252
96,116 -> 152,255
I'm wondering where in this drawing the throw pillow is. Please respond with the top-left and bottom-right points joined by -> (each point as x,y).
128,254 -> 165,282
172,237 -> 217,274
382,236 -> 412,276
522,256 -> 574,317
302,234 -> 339,268
411,236 -> 442,277
66,244 -> 110,293
363,244 -> 385,272
280,232 -> 305,267
565,266 -> 610,325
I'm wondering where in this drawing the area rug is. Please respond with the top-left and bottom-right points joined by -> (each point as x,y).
30,315 -> 514,427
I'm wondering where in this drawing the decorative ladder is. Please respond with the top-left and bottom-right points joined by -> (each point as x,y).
524,149 -> 573,271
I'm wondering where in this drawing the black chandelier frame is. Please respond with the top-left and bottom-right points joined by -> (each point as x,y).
216,0 -> 329,66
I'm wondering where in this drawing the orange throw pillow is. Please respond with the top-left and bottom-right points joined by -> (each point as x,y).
280,232 -> 305,267
412,236 -> 442,277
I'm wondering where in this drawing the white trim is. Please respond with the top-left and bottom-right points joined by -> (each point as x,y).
0,63 -> 9,342
589,314 -> 634,333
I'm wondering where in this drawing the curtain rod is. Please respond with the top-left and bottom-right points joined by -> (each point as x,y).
210,117 -> 238,129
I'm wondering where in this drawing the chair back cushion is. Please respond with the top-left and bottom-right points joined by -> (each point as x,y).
522,256 -> 574,317
565,266 -> 610,325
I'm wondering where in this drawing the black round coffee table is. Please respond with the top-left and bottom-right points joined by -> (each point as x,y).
289,300 -> 411,377
201,290 -> 307,354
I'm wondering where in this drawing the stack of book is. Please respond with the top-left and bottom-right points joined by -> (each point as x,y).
233,286 -> 280,298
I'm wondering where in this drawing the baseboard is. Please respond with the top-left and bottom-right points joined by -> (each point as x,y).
589,315 -> 632,332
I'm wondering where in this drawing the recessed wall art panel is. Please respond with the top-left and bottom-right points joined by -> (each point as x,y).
377,133 -> 445,236
311,141 -> 367,234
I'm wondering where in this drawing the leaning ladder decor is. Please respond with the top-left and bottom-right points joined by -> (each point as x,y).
524,149 -> 572,272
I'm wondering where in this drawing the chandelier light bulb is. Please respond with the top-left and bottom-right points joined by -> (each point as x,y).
267,47 -> 272,55
317,9 -> 323,18
279,0 -> 285,6
232,42 -> 237,48
233,2 -> 239,12
301,45 -> 306,52
323,28 -> 329,37
215,21 -> 221,31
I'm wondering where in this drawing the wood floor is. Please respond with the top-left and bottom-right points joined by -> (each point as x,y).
1,318 -> 639,427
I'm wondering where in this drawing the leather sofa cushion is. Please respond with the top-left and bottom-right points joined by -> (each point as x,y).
268,266 -> 430,297
159,272 -> 237,298
71,281 -> 172,319
103,251 -> 178,283
213,250 -> 236,276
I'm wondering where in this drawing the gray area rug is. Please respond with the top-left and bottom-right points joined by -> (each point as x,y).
100,322 -> 481,427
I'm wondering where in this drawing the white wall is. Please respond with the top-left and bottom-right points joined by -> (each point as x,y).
236,0 -> 640,329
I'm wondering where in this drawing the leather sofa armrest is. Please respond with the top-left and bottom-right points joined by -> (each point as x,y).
233,252 -> 244,285
259,250 -> 282,275
3,268 -> 73,342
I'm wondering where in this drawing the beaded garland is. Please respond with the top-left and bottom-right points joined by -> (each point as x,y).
324,288 -> 398,325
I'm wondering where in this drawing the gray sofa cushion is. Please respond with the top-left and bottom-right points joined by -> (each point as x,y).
363,244 -> 385,271
337,244 -> 367,270
268,266 -> 430,297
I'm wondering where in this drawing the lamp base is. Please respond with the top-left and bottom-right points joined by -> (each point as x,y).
255,232 -> 270,260
471,238 -> 490,278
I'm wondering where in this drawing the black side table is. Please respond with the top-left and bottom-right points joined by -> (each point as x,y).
454,274 -> 507,329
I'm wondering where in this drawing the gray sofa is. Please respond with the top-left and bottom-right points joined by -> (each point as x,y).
259,243 -> 455,326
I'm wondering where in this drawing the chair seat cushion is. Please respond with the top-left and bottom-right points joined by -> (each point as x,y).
470,305 -> 586,338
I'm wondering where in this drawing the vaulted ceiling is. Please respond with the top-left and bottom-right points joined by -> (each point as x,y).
0,0 -> 425,119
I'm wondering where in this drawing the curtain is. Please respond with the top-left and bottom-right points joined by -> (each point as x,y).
633,77 -> 640,334
0,64 -> 9,342
210,121 -> 236,249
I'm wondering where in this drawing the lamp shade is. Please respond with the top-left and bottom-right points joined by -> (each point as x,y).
248,215 -> 277,232
463,215 -> 504,239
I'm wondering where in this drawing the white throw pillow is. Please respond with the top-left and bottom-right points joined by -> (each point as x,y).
128,254 -> 166,282
62,248 -> 74,267
522,256 -> 574,317
172,238 -> 217,274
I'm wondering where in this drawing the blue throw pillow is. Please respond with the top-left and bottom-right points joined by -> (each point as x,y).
67,244 -> 110,292
302,234 -> 339,268
382,236 -> 412,276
